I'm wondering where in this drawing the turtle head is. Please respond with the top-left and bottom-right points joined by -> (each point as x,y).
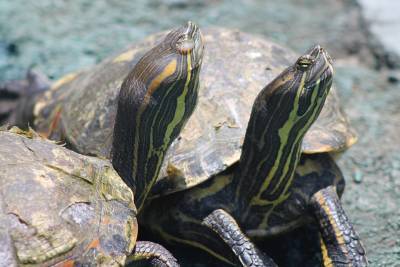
112,22 -> 204,211
295,45 -> 333,105
126,21 -> 203,94
258,45 -> 333,126
293,45 -> 333,116
234,45 -> 334,216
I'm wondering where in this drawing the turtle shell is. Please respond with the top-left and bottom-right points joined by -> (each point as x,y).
0,128 -> 137,266
32,28 -> 356,196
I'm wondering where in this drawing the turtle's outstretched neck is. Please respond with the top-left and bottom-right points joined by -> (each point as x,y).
231,46 -> 333,224
111,22 -> 203,211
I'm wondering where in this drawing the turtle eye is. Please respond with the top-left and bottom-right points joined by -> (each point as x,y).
176,36 -> 194,55
296,55 -> 314,71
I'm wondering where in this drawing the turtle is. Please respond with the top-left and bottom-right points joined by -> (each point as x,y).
1,21 -> 204,266
11,27 -> 364,265
138,44 -> 367,267
0,127 -> 178,266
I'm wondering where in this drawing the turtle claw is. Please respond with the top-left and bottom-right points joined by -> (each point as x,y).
203,209 -> 277,267
310,186 -> 368,267
128,241 -> 179,267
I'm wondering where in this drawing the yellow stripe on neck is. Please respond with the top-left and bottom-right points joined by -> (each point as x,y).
250,73 -> 306,207
162,54 -> 191,147
145,59 -> 178,104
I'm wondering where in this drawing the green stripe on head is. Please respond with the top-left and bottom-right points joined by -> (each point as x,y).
112,21 -> 204,211
233,45 -> 333,225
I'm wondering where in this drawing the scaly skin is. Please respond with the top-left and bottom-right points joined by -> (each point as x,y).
128,241 -> 179,267
311,186 -> 367,267
203,209 -> 277,267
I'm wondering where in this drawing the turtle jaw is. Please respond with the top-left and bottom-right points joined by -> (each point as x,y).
299,45 -> 334,91
183,21 -> 204,68
294,45 -> 333,117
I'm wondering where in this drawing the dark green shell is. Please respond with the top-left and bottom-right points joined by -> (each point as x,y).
32,28 -> 356,196
0,128 -> 136,266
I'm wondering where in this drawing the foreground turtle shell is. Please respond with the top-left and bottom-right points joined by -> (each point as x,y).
0,128 -> 137,266
32,28 -> 356,196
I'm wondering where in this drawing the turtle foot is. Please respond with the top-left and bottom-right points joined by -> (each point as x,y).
128,241 -> 179,267
203,209 -> 277,267
310,186 -> 368,267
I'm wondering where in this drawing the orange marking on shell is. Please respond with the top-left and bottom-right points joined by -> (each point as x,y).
102,216 -> 111,225
87,239 -> 100,250
130,218 -> 139,247
45,105 -> 63,139
37,131 -> 47,138
51,72 -> 78,91
113,49 -> 136,63
54,260 -> 75,267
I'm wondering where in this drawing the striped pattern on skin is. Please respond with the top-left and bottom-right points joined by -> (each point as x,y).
320,235 -> 334,267
232,46 -> 333,227
112,22 -> 203,211
311,186 -> 367,267
127,241 -> 179,267
203,209 -> 278,267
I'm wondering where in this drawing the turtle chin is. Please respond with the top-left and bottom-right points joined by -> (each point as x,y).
191,29 -> 204,68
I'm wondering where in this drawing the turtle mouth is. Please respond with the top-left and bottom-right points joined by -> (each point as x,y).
185,21 -> 204,67
302,45 -> 333,88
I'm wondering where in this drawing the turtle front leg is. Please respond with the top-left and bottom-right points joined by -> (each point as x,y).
128,241 -> 179,267
203,209 -> 277,267
310,186 -> 367,267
